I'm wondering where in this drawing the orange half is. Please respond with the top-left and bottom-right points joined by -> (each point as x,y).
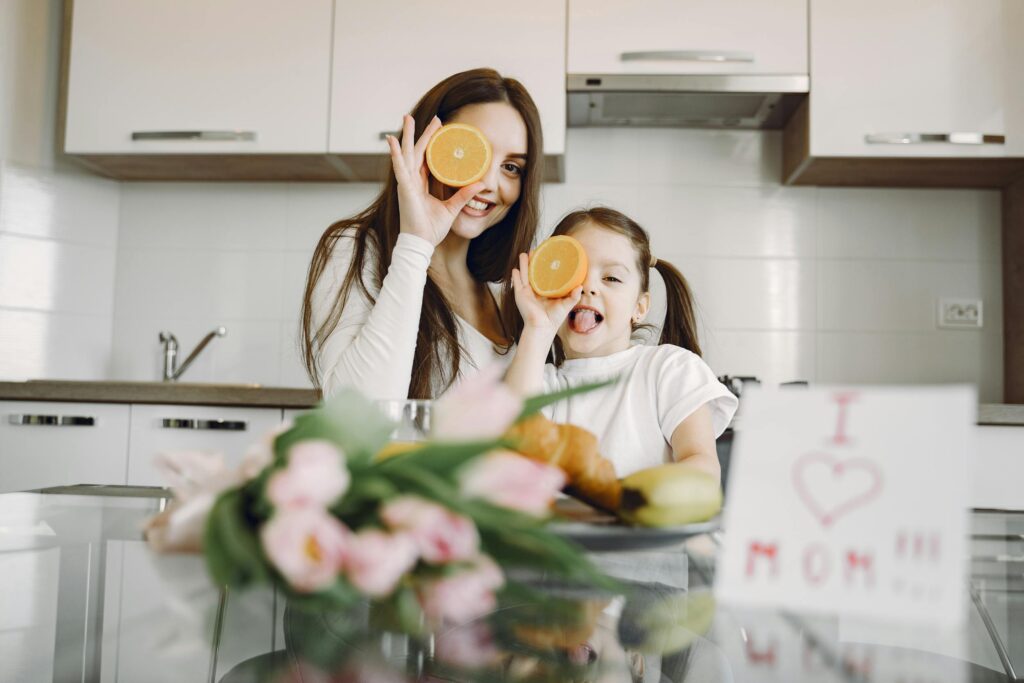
425,123 -> 492,187
528,235 -> 588,298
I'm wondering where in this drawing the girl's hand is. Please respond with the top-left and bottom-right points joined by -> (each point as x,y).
511,253 -> 583,335
385,115 -> 485,247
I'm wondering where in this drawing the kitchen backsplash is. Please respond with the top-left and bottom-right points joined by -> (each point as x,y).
101,127 -> 1001,400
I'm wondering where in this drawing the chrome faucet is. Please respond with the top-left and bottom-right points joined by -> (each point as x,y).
158,327 -> 227,381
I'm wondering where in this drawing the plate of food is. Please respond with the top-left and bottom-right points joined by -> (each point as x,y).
549,497 -> 720,552
505,415 -> 724,552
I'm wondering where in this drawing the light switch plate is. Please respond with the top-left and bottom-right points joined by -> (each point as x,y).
937,298 -> 983,329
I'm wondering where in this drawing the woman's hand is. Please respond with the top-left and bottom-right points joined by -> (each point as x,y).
511,253 -> 582,337
386,115 -> 485,247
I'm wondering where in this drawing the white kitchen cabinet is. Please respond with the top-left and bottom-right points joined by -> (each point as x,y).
568,0 -> 808,76
0,548 -> 61,681
784,0 -> 1024,186
127,405 -> 283,486
0,402 -> 130,493
328,0 -> 566,157
807,0 -> 1011,160
64,0 -> 332,155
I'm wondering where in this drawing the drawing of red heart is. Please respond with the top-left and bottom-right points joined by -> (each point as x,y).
792,452 -> 883,528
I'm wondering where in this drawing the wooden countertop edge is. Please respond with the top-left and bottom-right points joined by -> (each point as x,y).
2,382 -> 1023,424
0,381 -> 320,409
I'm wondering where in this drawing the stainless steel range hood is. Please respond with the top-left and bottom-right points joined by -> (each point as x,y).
567,74 -> 809,129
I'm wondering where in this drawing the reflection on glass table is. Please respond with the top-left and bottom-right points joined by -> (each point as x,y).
0,486 -> 1019,682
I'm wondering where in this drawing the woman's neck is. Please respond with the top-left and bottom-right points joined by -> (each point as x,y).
429,232 -> 474,290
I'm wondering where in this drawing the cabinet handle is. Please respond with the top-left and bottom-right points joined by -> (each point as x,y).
131,131 -> 257,142
620,50 -> 755,63
161,418 -> 248,431
864,132 -> 1005,145
9,415 -> 97,426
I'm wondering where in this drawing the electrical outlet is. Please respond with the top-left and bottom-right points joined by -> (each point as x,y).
937,298 -> 983,329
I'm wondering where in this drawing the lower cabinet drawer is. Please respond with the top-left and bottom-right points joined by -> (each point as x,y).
127,405 -> 284,486
0,401 -> 130,493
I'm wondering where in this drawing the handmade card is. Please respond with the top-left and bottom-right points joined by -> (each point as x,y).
715,385 -> 974,625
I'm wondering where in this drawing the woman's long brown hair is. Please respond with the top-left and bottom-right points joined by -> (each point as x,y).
300,68 -> 543,398
550,207 -> 702,364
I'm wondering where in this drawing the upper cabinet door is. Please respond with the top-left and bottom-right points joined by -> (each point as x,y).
64,0 -> 332,154
329,0 -> 566,155
810,0 -> 1010,158
568,0 -> 808,76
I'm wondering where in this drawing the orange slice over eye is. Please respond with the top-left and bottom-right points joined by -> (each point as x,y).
528,235 -> 589,299
425,123 -> 492,188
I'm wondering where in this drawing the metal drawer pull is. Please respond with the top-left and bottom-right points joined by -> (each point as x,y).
161,418 -> 248,431
131,131 -> 257,142
620,50 -> 755,63
9,415 -> 96,426
865,132 -> 1005,145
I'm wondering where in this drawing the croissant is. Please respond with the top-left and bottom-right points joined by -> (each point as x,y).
505,414 -> 622,512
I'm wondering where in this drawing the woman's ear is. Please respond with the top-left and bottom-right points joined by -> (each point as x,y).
633,292 -> 651,323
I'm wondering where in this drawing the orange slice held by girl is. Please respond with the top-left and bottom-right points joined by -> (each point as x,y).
528,235 -> 589,299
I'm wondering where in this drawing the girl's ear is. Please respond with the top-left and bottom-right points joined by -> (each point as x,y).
633,292 -> 651,323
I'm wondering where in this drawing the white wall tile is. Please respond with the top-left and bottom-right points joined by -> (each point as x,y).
114,249 -> 284,320
817,188 -> 1002,262
818,260 -> 1002,332
281,251 -> 314,321
0,234 -> 116,315
564,128 -> 782,187
0,162 -> 120,246
284,183 -> 382,248
279,320 -> 313,389
702,330 -> 817,386
817,331 -> 1003,403
674,256 -> 817,331
0,310 -> 113,380
118,183 -> 291,251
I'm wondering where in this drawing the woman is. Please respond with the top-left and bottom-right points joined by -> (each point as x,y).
301,68 -> 544,399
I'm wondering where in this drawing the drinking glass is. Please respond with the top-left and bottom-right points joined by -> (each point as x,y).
376,399 -> 432,447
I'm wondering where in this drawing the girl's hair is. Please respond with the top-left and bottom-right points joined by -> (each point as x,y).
551,206 -> 702,362
300,68 -> 543,398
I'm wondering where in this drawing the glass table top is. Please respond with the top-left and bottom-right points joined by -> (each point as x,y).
0,486 -> 1020,682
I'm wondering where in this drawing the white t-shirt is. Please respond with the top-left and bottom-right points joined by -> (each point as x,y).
311,229 -> 509,400
541,344 -> 738,477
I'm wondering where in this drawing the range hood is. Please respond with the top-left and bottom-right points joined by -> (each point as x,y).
567,74 -> 809,129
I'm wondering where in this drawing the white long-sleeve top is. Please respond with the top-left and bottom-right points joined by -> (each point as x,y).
311,230 -> 509,400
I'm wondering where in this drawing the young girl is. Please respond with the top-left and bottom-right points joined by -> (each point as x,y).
505,207 -> 738,482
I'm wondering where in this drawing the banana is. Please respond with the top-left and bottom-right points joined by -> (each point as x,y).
618,463 -> 722,527
619,589 -> 717,655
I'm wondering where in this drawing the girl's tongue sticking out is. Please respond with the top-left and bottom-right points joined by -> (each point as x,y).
569,307 -> 603,334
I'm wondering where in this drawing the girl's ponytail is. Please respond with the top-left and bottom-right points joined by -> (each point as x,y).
653,258 -> 702,356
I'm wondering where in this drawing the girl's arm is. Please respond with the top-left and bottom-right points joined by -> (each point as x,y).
669,405 -> 722,484
504,253 -> 581,396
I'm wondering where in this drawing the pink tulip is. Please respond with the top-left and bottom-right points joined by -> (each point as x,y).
419,555 -> 505,625
460,450 -> 566,516
267,440 -> 349,509
240,419 -> 294,478
431,363 -> 523,440
344,529 -> 419,597
434,622 -> 501,669
380,496 -> 479,565
260,507 -> 349,592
